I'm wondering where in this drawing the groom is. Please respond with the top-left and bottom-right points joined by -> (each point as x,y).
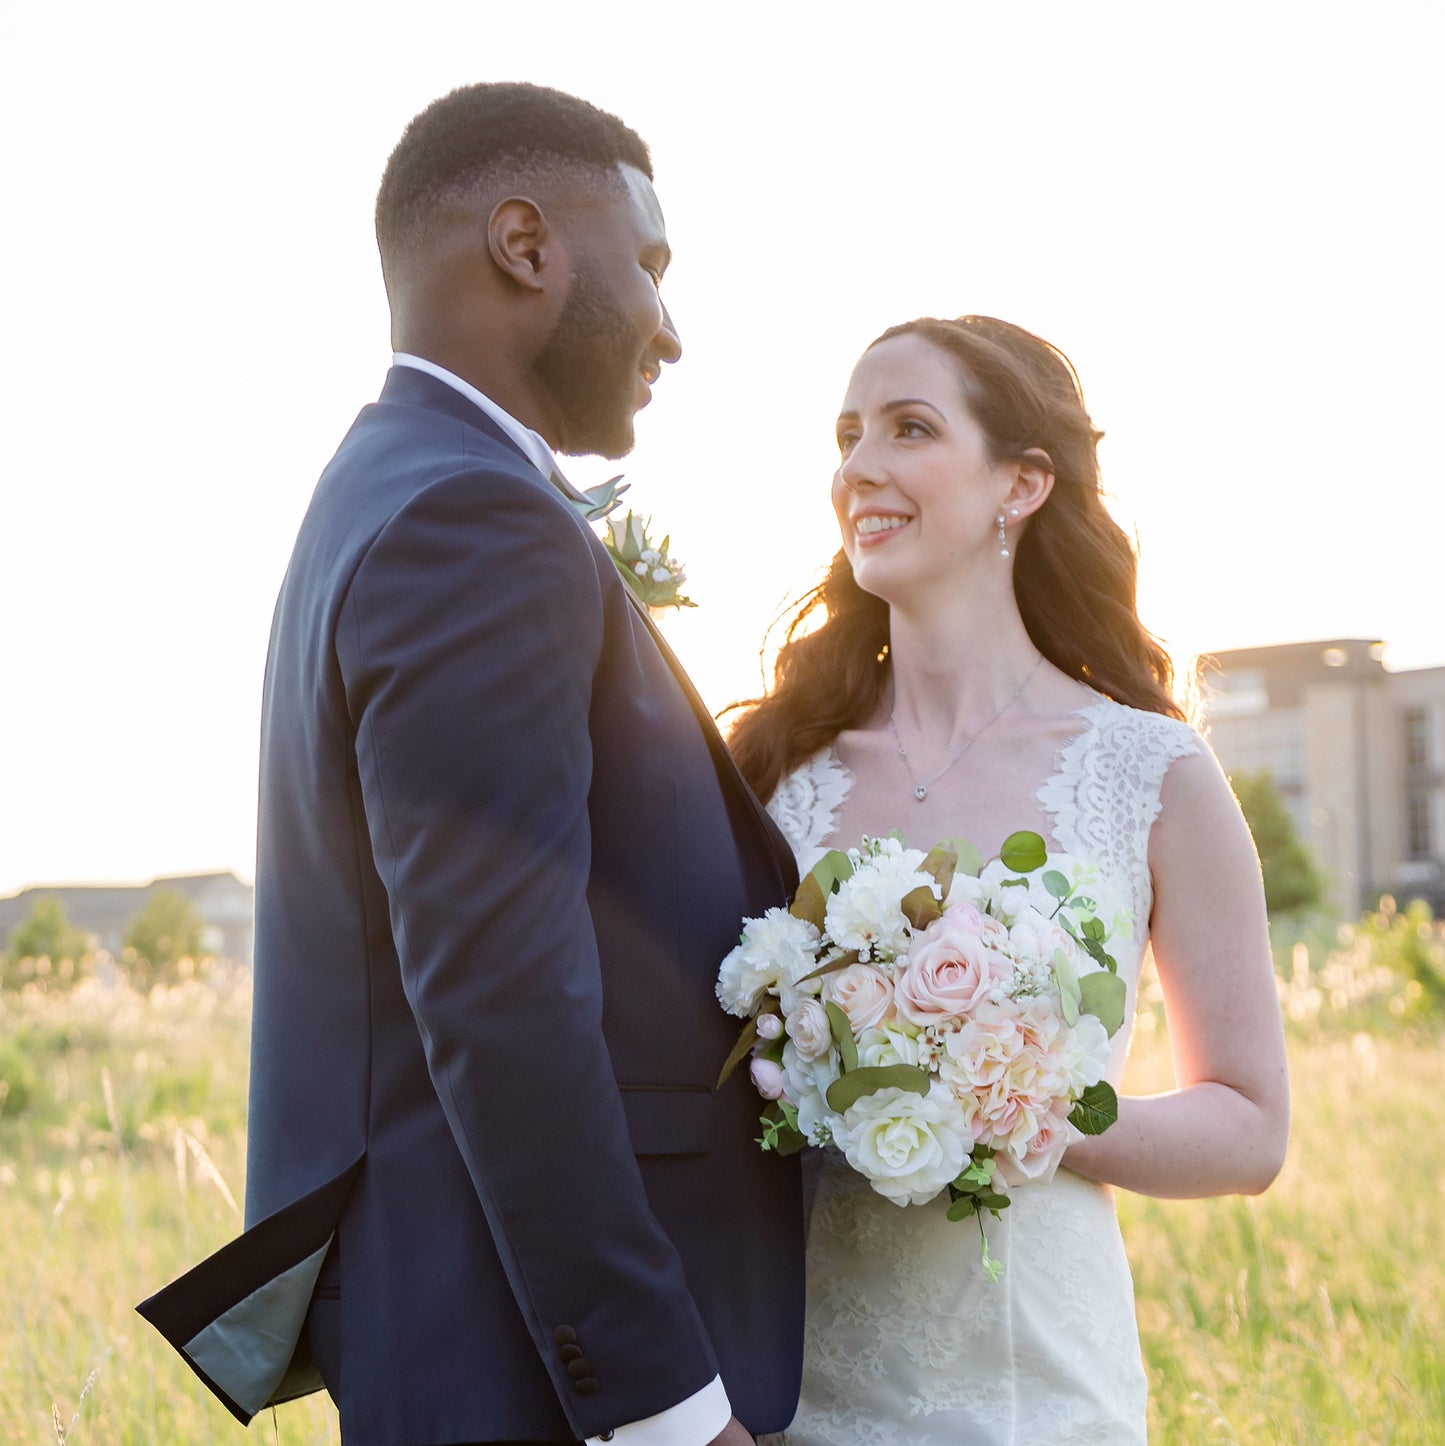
138,83 -> 803,1445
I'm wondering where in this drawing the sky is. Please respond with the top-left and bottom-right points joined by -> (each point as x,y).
1,1 -> 1441,898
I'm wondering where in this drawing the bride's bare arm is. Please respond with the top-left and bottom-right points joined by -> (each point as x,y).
1062,749 -> 1290,1197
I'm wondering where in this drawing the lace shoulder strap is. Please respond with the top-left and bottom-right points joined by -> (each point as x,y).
766,747 -> 854,875
1038,698 -> 1202,925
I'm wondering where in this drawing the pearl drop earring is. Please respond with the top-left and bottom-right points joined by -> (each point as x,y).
997,513 -> 1009,558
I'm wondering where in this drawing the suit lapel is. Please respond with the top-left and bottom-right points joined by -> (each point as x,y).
620,588 -> 800,899
381,365 -> 799,901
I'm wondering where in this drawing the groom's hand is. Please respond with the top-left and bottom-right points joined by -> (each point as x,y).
708,1417 -> 755,1446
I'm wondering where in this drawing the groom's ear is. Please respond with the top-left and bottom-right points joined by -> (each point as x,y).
487,197 -> 553,293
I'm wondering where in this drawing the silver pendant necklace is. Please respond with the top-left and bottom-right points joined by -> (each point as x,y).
888,654 -> 1045,801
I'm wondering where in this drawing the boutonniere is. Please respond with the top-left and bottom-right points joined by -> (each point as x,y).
605,510 -> 696,612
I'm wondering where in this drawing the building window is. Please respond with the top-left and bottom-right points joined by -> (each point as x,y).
1404,707 -> 1430,770
1208,667 -> 1268,718
1407,792 -> 1433,859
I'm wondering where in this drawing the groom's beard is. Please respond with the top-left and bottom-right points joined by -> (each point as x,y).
534,262 -> 642,460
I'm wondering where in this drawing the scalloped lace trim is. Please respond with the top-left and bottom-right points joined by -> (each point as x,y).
1037,697 -> 1202,927
767,746 -> 855,877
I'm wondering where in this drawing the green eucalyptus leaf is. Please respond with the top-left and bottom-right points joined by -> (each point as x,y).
941,836 -> 983,878
825,1001 -> 859,1073
919,843 -> 959,903
999,830 -> 1047,874
825,1063 -> 930,1115
715,1017 -> 759,1088
810,848 -> 856,896
1042,869 -> 1071,899
795,949 -> 860,986
947,1196 -> 980,1222
1053,950 -> 1081,1027
1079,970 -> 1127,1036
901,883 -> 942,930
789,874 -> 827,932
1083,917 -> 1106,942
1068,1080 -> 1119,1136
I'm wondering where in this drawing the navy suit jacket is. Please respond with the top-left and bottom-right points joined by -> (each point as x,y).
138,366 -> 804,1444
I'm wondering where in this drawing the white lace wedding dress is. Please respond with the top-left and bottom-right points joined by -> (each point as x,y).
759,695 -> 1201,1446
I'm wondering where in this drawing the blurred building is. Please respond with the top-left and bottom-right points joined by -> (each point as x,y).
1201,639 -> 1445,917
0,871 -> 254,966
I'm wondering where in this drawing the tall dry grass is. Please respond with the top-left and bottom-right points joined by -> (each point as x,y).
1,928 -> 1440,1443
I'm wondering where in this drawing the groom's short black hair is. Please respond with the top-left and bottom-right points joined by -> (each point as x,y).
375,82 -> 653,261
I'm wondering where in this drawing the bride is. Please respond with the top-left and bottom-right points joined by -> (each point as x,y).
730,316 -> 1290,1444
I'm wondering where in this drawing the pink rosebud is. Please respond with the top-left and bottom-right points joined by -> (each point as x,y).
785,998 -> 833,1060
750,1056 -> 786,1100
756,1013 -> 784,1040
942,899 -> 985,932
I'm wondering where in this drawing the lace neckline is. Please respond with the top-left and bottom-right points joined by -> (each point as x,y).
815,690 -> 1116,853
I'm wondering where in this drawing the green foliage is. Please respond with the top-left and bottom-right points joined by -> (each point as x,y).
3,895 -> 90,989
1067,1078 -> 1119,1135
1231,769 -> 1323,915
0,1036 -> 38,1117
1354,896 -> 1445,1008
122,889 -> 208,989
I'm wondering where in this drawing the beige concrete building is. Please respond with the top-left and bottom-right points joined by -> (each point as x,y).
1201,640 -> 1445,917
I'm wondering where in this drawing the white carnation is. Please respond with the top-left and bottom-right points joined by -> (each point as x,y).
714,907 -> 820,1016
825,840 -> 933,963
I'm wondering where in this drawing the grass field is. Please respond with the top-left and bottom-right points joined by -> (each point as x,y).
2,940 -> 1441,1444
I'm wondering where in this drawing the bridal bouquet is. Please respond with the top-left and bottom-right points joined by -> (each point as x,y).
716,831 -> 1129,1276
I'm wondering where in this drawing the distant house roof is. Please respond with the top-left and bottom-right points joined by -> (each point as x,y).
0,871 -> 253,943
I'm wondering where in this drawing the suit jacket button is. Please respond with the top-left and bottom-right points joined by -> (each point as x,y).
598,1434 -> 614,1442
566,1358 -> 594,1380
559,1344 -> 583,1363
575,1377 -> 599,1394
553,1325 -> 577,1347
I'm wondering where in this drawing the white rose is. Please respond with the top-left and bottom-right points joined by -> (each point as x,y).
834,1084 -> 970,1207
855,1024 -> 921,1070
783,1039 -> 843,1144
785,998 -> 833,1061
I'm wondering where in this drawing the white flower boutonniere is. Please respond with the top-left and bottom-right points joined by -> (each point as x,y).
604,510 -> 696,612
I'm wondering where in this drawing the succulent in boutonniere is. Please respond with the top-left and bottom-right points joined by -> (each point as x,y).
605,510 -> 696,612
566,474 -> 631,523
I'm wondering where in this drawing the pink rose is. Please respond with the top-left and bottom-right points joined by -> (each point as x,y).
750,1056 -> 786,1101
823,963 -> 895,1033
940,1004 -> 1026,1091
995,1107 -> 1073,1186
894,916 -> 1011,1026
785,998 -> 833,1061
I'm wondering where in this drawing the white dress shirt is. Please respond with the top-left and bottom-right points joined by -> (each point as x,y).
390,352 -> 733,1446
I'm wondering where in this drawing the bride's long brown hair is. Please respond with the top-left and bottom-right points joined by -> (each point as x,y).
728,316 -> 1186,803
